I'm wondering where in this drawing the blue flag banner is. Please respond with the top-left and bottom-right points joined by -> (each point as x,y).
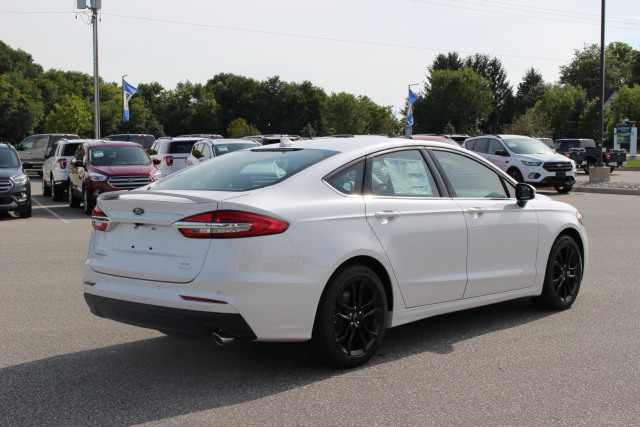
123,80 -> 138,122
408,89 -> 418,105
407,113 -> 414,126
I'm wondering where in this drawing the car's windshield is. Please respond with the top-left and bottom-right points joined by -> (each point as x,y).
89,146 -> 151,166
213,143 -> 259,156
0,149 -> 20,168
502,137 -> 555,154
154,148 -> 337,191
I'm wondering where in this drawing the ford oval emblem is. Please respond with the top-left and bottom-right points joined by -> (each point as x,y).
133,207 -> 144,216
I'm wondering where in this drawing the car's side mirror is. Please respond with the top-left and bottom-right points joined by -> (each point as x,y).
495,150 -> 509,157
152,158 -> 161,165
73,159 -> 84,167
516,183 -> 535,207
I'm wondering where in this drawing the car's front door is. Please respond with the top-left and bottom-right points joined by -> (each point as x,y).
364,149 -> 468,308
430,149 -> 539,298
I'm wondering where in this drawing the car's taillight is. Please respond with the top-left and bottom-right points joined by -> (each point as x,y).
164,156 -> 174,166
58,159 -> 67,169
605,152 -> 611,160
91,206 -> 111,231
172,210 -> 289,238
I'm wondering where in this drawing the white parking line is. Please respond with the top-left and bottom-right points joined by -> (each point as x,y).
32,198 -> 70,224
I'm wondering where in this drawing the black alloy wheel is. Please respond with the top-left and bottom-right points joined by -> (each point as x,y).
310,264 -> 387,368
554,184 -> 573,194
508,168 -> 523,182
68,181 -> 80,207
83,186 -> 94,215
42,175 -> 51,196
532,235 -> 583,310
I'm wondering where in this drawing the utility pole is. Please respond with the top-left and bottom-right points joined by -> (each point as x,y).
598,0 -> 605,168
78,0 -> 102,139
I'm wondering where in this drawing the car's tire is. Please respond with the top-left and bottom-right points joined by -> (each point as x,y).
309,264 -> 387,368
51,179 -> 63,201
42,175 -> 51,196
83,186 -> 94,215
532,235 -> 583,310
554,184 -> 573,194
584,160 -> 595,175
68,181 -> 80,208
507,168 -> 523,182
18,202 -> 32,218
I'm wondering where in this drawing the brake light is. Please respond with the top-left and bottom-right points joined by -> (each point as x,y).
605,152 -> 611,160
164,156 -> 174,166
58,159 -> 67,169
91,206 -> 111,231
173,210 -> 289,238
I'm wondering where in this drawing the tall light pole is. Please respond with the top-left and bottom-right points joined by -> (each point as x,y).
91,0 -> 101,139
122,74 -> 127,133
598,0 -> 606,167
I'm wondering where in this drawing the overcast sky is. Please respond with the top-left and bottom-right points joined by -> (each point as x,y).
2,0 -> 639,116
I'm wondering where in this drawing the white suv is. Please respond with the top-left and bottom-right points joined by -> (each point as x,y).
148,137 -> 203,177
185,138 -> 260,167
42,139 -> 84,200
463,134 -> 576,193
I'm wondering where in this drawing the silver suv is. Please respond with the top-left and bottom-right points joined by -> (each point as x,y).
148,137 -> 204,177
463,134 -> 576,193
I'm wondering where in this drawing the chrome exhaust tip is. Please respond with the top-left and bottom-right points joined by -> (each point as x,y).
211,331 -> 234,346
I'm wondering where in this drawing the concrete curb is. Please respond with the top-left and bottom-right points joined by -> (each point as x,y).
573,186 -> 640,196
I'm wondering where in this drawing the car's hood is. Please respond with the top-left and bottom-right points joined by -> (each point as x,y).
518,153 -> 571,162
91,165 -> 156,175
0,168 -> 23,179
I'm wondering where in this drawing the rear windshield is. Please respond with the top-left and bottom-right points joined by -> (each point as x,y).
89,145 -> 151,166
63,142 -> 82,156
0,148 -> 20,168
169,140 -> 198,154
213,142 -> 259,156
154,148 -> 337,191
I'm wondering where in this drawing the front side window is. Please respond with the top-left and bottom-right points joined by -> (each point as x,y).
369,150 -> 439,197
154,148 -> 337,191
431,150 -> 513,198
487,139 -> 507,155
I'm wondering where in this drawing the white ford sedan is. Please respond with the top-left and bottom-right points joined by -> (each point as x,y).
84,136 -> 588,368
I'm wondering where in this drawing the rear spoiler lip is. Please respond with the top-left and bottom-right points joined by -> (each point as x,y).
99,190 -> 216,204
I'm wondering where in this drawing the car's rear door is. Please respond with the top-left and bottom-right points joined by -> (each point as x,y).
364,148 -> 468,308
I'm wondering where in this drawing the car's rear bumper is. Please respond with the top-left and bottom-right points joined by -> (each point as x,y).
84,293 -> 257,339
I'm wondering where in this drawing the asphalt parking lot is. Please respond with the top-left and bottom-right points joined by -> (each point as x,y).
1,176 -> 639,426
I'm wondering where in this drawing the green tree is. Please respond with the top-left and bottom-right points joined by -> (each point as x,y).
0,73 -> 45,141
413,68 -> 493,135
428,52 -> 464,73
514,68 -> 549,118
322,92 -> 368,135
43,94 -> 92,135
0,40 -> 43,78
576,98 -> 602,141
531,85 -> 585,138
559,42 -> 640,89
227,117 -> 260,138
503,109 -> 552,137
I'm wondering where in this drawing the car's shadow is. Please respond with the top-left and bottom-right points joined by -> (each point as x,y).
1,297 -> 552,425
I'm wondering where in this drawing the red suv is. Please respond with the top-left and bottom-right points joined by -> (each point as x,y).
68,140 -> 161,214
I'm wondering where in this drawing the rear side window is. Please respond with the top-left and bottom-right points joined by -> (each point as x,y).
471,139 -> 488,153
369,150 -> 439,197
62,143 -> 82,156
169,141 -> 198,154
155,148 -> 337,191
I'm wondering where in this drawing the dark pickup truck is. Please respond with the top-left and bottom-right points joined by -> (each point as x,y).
554,139 -> 627,174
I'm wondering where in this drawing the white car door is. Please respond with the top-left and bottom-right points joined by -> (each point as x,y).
364,149 -> 468,308
430,149 -> 539,298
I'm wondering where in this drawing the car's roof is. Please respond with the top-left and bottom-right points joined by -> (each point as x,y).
209,138 -> 260,145
82,140 -> 144,147
257,136 -> 466,158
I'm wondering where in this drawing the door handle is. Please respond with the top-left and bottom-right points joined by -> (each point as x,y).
375,210 -> 400,220
467,207 -> 486,215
